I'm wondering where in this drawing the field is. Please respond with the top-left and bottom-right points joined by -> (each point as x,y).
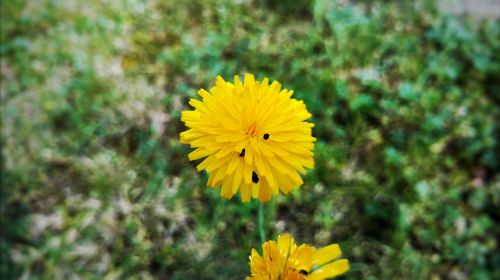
2,0 -> 500,279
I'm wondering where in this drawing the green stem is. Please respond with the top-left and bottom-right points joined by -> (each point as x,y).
258,203 -> 266,243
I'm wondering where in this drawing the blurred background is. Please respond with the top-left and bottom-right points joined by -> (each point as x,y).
1,0 -> 499,279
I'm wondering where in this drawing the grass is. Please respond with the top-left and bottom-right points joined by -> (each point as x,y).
2,0 -> 499,279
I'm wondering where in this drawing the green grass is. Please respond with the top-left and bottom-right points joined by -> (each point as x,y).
2,0 -> 499,279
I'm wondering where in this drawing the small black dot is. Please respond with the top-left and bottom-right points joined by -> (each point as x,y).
239,149 -> 245,157
263,133 -> 270,140
252,171 -> 259,183
299,269 -> 309,275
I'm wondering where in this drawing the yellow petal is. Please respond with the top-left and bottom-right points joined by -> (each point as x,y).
226,155 -> 240,175
277,234 -> 296,257
211,165 -> 227,188
251,181 -> 259,198
196,155 -> 213,171
312,244 -> 342,266
243,162 -> 253,185
188,148 -> 212,161
220,173 -> 234,199
258,182 -> 271,202
309,259 -> 349,280
232,162 -> 243,194
244,73 -> 255,88
240,183 -> 251,202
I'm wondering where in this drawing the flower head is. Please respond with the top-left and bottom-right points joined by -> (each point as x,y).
180,74 -> 315,202
247,234 -> 349,280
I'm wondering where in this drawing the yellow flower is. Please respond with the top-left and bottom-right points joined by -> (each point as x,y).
247,234 -> 349,280
180,74 -> 315,202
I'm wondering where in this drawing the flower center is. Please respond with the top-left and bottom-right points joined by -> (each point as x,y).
247,121 -> 258,136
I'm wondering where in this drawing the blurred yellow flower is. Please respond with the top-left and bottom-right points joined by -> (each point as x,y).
246,234 -> 349,280
180,74 -> 315,202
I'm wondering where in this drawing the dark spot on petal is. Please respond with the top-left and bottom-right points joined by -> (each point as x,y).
239,149 -> 245,157
252,171 -> 259,183
299,269 -> 309,275
263,133 -> 270,140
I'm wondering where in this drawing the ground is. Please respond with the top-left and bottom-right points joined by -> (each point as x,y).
2,0 -> 500,279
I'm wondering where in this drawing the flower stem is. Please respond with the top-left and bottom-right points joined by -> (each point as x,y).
258,203 -> 266,243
